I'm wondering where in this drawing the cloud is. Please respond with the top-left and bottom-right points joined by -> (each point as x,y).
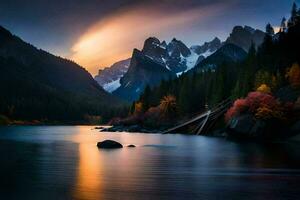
70,2 -> 231,75
273,26 -> 281,33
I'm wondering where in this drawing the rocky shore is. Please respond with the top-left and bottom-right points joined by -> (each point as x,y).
97,116 -> 300,142
100,125 -> 164,133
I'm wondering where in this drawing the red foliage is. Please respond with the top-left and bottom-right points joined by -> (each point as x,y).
225,99 -> 248,122
246,92 -> 278,112
225,92 -> 284,122
144,106 -> 161,120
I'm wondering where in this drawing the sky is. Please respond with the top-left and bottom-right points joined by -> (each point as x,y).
0,0 -> 297,75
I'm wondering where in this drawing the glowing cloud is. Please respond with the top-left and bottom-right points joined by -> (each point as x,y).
71,3 -> 230,75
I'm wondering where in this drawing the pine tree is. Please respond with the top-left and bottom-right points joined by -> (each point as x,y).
140,85 -> 151,112
280,17 -> 287,32
129,101 -> 136,115
266,23 -> 275,35
288,2 -> 298,27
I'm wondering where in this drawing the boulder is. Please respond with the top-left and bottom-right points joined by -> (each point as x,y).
127,144 -> 136,147
97,140 -> 123,149
275,86 -> 300,103
227,114 -> 265,139
227,114 -> 285,140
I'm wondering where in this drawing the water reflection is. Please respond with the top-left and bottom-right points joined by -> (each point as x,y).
73,144 -> 103,200
0,126 -> 299,199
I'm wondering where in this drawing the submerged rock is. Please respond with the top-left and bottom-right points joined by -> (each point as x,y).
97,140 -> 123,149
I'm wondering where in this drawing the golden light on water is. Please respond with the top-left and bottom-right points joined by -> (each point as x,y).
70,3 -> 229,75
74,143 -> 103,200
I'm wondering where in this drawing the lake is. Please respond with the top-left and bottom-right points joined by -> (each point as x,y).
0,126 -> 299,200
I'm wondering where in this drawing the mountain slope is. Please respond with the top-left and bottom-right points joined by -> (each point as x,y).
194,43 -> 247,71
94,58 -> 130,92
190,37 -> 222,56
113,49 -> 175,101
110,37 -> 214,101
225,26 -> 265,51
0,26 -> 122,121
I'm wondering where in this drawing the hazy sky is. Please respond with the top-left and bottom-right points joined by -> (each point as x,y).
0,0 -> 297,75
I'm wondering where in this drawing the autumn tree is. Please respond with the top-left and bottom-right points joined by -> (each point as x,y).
134,102 -> 143,115
286,63 -> 300,88
257,84 -> 271,93
159,95 -> 177,119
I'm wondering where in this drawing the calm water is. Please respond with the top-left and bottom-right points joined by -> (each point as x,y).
0,126 -> 300,200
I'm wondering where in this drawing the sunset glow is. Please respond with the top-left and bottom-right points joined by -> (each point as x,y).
71,3 -> 229,75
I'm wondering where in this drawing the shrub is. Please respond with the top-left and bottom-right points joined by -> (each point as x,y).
143,106 -> 162,127
134,102 -> 143,115
226,91 -> 285,122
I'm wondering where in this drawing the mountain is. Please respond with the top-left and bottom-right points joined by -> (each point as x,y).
94,58 -> 130,92
139,37 -> 198,73
110,36 -> 223,101
113,49 -> 175,101
0,25 -> 122,122
190,37 -> 222,57
98,25 -> 264,102
225,26 -> 265,51
194,43 -> 247,71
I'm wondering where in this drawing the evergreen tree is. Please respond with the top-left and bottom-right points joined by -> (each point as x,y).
280,17 -> 287,32
139,85 -> 151,112
288,2 -> 298,27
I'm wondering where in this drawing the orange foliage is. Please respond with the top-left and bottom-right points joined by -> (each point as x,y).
255,105 -> 284,120
286,63 -> 300,88
159,95 -> 177,117
256,84 -> 271,93
134,102 -> 143,114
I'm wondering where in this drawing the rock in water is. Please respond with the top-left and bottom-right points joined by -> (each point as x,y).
97,140 -> 123,149
127,144 -> 136,147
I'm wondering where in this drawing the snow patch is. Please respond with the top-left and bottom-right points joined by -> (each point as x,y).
184,52 -> 200,72
145,55 -> 153,60
162,57 -> 171,71
103,79 -> 121,93
176,72 -> 183,77
201,49 -> 216,58
160,45 -> 166,49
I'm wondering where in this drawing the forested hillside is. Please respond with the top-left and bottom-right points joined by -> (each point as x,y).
0,26 -> 127,124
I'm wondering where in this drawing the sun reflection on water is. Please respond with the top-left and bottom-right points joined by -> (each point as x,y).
73,143 -> 103,200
